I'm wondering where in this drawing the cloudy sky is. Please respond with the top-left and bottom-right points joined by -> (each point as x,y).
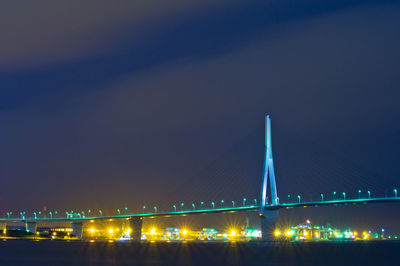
1,0 -> 399,229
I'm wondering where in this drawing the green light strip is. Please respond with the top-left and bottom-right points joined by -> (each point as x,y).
1,197 -> 399,223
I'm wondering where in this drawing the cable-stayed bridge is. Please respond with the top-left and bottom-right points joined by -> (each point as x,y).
1,116 -> 399,240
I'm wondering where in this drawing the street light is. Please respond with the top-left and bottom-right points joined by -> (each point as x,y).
333,191 -> 337,200
173,205 -> 177,212
254,199 -> 257,206
181,202 -> 184,211
287,195 -> 291,203
124,207 -> 128,214
154,206 -> 157,213
33,212 -> 37,219
243,198 -> 247,206
367,190 -> 371,199
82,211 -> 85,218
358,190 -> 361,199
211,202 -> 215,208
142,206 -> 146,213
320,194 -> 324,201
6,212 -> 12,219
192,203 -> 195,210
99,210 -> 103,217
201,202 -> 204,209
342,192 -> 346,200
88,210 -> 91,217
297,195 -> 301,203
232,201 -> 235,207
394,189 -> 398,198
221,200 -> 224,208
49,211 -> 53,219
117,209 -> 121,216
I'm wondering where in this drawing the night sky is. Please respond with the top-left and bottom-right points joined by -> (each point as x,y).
1,1 -> 399,231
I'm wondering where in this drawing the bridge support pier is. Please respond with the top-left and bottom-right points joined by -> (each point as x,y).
129,217 -> 143,241
72,222 -> 83,239
26,222 -> 37,234
260,210 -> 279,241
0,223 -> 6,231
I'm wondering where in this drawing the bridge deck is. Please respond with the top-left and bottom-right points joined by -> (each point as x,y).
1,198 -> 399,223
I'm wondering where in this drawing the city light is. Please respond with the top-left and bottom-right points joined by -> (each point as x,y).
285,230 -> 294,237
89,228 -> 95,233
108,228 -> 114,234
150,228 -> 156,235
271,220 -> 397,242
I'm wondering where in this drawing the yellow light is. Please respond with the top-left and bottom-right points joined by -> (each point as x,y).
3,229 -> 6,234
353,232 -> 358,236
230,230 -> 236,237
150,228 -> 156,235
108,228 -> 114,234
285,230 -> 293,236
182,230 -> 187,236
36,232 -> 40,235
127,229 -> 131,234
274,230 -> 281,237
89,228 -> 95,233
52,232 -> 57,236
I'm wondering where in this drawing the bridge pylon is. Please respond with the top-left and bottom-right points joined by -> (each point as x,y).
260,115 -> 278,208
260,115 -> 279,240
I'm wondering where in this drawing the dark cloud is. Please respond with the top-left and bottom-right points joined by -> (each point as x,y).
0,0 -> 225,68
0,0 -> 388,111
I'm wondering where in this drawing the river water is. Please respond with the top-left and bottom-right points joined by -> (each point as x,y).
0,239 -> 398,265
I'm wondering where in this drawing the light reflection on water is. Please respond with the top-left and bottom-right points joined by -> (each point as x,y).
0,240 -> 398,265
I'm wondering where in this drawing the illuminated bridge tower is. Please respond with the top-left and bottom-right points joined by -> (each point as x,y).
260,115 -> 279,241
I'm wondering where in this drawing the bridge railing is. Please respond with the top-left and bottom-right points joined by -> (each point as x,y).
1,188 -> 398,220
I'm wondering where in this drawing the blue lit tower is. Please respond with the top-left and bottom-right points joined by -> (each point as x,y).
260,115 -> 278,207
260,115 -> 279,240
